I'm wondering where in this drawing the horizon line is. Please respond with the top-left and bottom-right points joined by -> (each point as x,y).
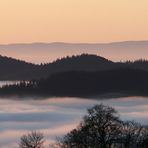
1,40 -> 148,45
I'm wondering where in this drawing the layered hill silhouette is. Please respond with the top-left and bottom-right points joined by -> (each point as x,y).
1,53 -> 148,80
0,55 -> 40,80
1,41 -> 148,63
1,68 -> 148,97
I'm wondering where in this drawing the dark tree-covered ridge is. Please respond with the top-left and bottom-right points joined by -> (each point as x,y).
1,68 -> 148,97
1,53 -> 148,80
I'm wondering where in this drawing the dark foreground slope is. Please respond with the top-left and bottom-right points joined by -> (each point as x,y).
1,68 -> 148,97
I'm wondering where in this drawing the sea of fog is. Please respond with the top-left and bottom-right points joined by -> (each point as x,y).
0,82 -> 148,147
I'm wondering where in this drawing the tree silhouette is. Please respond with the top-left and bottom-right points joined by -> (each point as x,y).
19,131 -> 45,148
56,104 -> 121,148
18,105 -> 148,148
138,127 -> 148,148
120,121 -> 143,148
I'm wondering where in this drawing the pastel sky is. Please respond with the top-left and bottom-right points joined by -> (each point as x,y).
0,0 -> 148,43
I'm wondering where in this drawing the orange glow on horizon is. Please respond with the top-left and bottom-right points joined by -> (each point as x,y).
0,0 -> 148,44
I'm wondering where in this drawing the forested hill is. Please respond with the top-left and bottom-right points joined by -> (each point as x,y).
0,55 -> 40,80
1,68 -> 148,97
1,54 -> 148,80
42,54 -> 117,74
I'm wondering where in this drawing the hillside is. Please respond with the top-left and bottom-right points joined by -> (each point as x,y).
42,54 -> 117,74
0,55 -> 40,80
1,68 -> 148,97
37,68 -> 148,97
0,54 -> 116,80
1,54 -> 148,80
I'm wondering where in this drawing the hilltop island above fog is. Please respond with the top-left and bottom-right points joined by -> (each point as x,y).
1,54 -> 148,98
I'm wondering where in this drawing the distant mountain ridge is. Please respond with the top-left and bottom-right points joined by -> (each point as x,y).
0,41 -> 148,63
1,54 -> 148,80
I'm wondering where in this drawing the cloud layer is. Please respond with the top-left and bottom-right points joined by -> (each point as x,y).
0,96 -> 148,148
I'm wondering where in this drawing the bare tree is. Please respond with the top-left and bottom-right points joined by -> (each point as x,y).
19,131 -> 45,148
82,104 -> 121,148
120,120 -> 143,148
138,126 -> 148,148
54,104 -> 121,148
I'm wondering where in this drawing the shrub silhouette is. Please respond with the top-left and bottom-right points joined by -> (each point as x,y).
19,131 -> 45,148
54,104 -> 121,148
53,104 -> 148,148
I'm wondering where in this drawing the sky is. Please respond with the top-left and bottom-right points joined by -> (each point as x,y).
0,0 -> 148,44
